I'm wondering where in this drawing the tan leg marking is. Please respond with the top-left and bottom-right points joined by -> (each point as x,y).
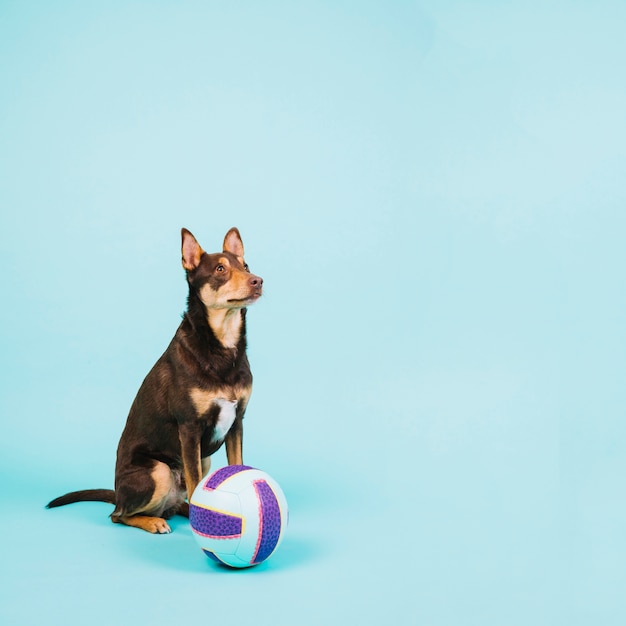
225,429 -> 243,465
201,456 -> 212,477
144,461 -> 174,510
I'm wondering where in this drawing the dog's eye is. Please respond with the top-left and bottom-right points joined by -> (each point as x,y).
216,265 -> 225,273
244,263 -> 250,272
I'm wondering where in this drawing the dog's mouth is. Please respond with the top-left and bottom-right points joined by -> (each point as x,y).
228,291 -> 262,304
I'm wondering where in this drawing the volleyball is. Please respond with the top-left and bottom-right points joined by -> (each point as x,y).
189,465 -> 288,568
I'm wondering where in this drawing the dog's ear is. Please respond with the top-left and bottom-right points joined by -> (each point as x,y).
223,227 -> 244,257
181,228 -> 204,271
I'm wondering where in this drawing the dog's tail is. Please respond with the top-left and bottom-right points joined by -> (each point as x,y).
46,489 -> 116,509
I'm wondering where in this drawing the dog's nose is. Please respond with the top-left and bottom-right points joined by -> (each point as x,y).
249,275 -> 263,288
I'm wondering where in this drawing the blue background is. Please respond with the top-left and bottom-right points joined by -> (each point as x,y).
1,1 -> 625,624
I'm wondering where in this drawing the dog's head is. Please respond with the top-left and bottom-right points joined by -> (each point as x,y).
181,227 -> 263,309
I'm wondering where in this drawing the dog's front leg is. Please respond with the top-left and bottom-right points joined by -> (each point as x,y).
225,414 -> 244,466
178,422 -> 203,499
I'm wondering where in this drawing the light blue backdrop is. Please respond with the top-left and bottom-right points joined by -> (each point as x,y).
1,1 -> 625,624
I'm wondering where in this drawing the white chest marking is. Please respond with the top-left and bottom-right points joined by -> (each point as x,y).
212,398 -> 238,443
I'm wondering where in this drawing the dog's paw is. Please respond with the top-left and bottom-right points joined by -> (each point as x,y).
145,517 -> 172,534
139,517 -> 172,535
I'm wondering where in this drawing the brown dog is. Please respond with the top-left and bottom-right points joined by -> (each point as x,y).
47,228 -> 262,533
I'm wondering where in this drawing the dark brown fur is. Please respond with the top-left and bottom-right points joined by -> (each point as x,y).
47,228 -> 262,533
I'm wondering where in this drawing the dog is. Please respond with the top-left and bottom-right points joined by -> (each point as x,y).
47,227 -> 263,533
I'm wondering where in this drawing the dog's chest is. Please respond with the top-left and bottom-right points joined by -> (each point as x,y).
189,387 -> 246,443
211,398 -> 238,442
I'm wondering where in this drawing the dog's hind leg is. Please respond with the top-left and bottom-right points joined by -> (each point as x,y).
111,461 -> 183,534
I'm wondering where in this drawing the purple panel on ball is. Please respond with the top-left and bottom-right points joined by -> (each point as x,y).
190,503 -> 242,538
203,549 -> 222,562
252,480 -> 282,564
203,549 -> 235,568
204,465 -> 254,490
